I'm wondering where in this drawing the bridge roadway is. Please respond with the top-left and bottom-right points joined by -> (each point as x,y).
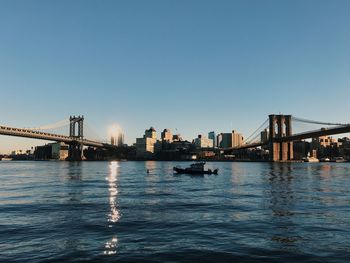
0,125 -> 114,148
224,125 -> 350,151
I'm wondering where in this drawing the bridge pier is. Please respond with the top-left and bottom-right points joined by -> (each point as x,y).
67,142 -> 83,161
269,114 -> 293,162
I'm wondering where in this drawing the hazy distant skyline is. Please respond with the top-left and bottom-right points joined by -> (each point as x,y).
1,0 -> 350,153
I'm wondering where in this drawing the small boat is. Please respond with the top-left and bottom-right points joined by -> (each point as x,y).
319,158 -> 330,162
331,157 -> 346,163
304,157 -> 319,163
1,157 -> 13,161
173,162 -> 218,175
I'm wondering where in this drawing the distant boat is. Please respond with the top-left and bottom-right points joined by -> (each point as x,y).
173,162 -> 218,175
304,157 -> 319,163
1,157 -> 13,161
331,157 -> 346,163
319,158 -> 330,162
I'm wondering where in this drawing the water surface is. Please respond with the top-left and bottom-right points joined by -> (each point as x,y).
0,161 -> 349,262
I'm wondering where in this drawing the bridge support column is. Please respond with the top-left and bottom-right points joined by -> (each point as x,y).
68,142 -> 83,161
67,115 -> 84,161
269,114 -> 293,162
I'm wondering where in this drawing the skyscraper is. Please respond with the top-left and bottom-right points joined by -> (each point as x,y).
208,131 -> 216,147
111,135 -> 116,145
161,129 -> 173,142
117,132 -> 124,146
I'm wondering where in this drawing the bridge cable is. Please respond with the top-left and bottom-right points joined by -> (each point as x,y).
23,119 -> 70,131
243,119 -> 269,144
292,116 -> 348,126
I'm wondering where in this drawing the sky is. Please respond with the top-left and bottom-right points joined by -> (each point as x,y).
1,0 -> 350,153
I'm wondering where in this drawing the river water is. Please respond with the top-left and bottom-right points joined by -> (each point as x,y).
0,161 -> 349,262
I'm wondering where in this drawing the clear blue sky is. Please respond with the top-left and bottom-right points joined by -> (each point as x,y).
1,0 -> 350,153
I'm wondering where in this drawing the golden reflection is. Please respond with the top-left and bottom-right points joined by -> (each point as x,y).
104,161 -> 120,256
107,161 -> 120,223
104,236 -> 118,255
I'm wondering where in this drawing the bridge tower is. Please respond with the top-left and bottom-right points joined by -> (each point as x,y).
269,114 -> 293,162
67,115 -> 84,161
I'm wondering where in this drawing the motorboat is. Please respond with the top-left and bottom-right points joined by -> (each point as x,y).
1,157 -> 13,161
304,157 -> 319,163
331,157 -> 346,163
173,162 -> 218,175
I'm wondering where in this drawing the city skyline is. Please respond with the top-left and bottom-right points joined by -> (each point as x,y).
1,0 -> 350,152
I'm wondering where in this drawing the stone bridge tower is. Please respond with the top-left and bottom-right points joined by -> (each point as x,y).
269,114 -> 293,161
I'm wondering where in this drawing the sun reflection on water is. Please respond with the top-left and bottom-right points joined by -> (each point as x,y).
104,236 -> 118,255
107,161 -> 120,223
104,161 -> 120,256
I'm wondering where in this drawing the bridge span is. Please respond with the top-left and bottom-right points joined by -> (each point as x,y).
0,125 -> 112,148
0,116 -> 116,160
224,115 -> 350,161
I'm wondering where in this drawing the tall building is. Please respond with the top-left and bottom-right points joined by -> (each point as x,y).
117,132 -> 124,146
217,130 -> 243,148
208,131 -> 216,148
111,135 -> 116,146
260,128 -> 269,143
232,130 -> 244,147
217,133 -> 223,148
220,133 -> 232,148
136,127 -> 157,158
111,132 -> 124,146
161,129 -> 173,142
145,127 -> 157,139
194,135 -> 213,148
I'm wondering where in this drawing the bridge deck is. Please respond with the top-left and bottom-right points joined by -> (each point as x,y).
0,125 -> 109,148
224,125 -> 350,151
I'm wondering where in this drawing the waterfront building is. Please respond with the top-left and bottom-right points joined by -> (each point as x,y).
172,134 -> 182,141
11,149 -> 26,155
260,128 -> 269,143
145,127 -> 157,139
232,130 -> 244,147
217,130 -> 244,148
220,133 -> 232,148
208,131 -> 216,148
51,142 -> 69,160
311,132 -> 341,159
161,129 -> 173,142
339,137 -> 350,160
194,135 -> 213,148
136,127 -> 157,158
34,142 -> 68,160
293,140 -> 311,160
312,134 -> 339,148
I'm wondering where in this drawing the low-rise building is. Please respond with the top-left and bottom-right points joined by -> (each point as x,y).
34,142 -> 68,160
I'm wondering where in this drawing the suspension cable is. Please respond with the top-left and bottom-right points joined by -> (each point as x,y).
292,116 -> 348,126
24,119 -> 70,131
244,119 -> 269,143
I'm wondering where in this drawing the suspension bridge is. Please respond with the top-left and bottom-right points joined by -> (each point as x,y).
0,116 -> 116,160
1,114 -> 350,161
224,114 -> 350,161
